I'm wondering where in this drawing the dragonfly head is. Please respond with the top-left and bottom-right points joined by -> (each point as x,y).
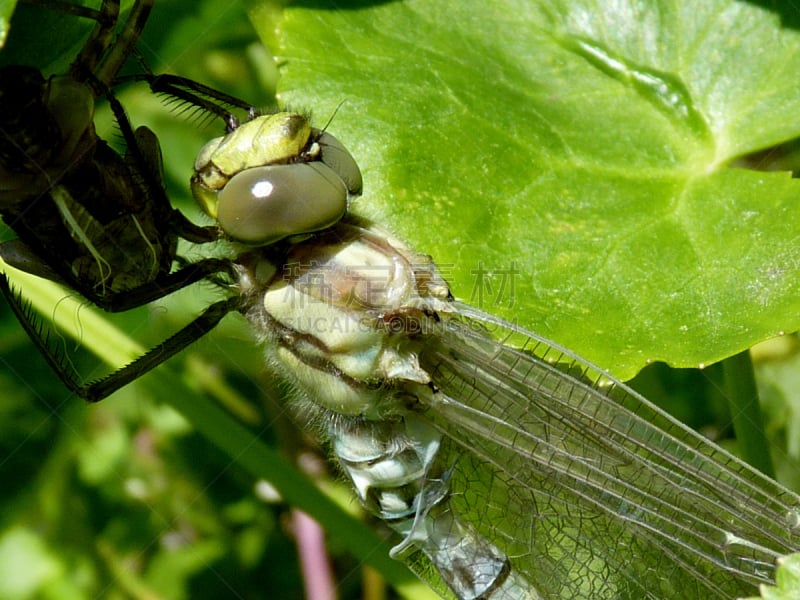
191,111 -> 362,246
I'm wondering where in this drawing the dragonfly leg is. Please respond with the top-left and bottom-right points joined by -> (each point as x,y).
1,271 -> 239,402
168,210 -> 220,244
98,257 -> 235,312
81,295 -> 240,402
144,73 -> 255,118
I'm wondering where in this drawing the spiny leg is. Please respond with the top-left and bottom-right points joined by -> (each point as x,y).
128,72 -> 258,127
148,73 -> 255,114
0,273 -> 240,402
82,295 -> 241,402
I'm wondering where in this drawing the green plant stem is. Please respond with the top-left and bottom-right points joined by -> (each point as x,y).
721,350 -> 774,478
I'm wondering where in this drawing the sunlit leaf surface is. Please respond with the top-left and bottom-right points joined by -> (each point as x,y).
267,0 -> 800,379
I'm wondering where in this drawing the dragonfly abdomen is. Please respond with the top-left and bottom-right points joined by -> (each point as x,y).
334,414 -> 536,600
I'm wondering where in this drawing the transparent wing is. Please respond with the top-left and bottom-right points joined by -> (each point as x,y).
414,302 -> 800,599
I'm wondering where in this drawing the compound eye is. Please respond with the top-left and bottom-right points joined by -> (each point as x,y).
315,131 -> 363,196
217,162 -> 348,245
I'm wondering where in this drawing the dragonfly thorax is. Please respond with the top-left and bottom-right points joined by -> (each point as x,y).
239,223 -> 450,418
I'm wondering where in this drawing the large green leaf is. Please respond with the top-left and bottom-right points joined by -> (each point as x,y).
260,0 -> 800,379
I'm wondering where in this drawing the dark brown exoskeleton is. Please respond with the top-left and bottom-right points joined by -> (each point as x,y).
0,0 -> 244,400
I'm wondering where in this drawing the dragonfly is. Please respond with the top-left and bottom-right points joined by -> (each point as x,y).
0,0 -> 254,398
181,108 -> 800,599
35,96 -> 793,597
